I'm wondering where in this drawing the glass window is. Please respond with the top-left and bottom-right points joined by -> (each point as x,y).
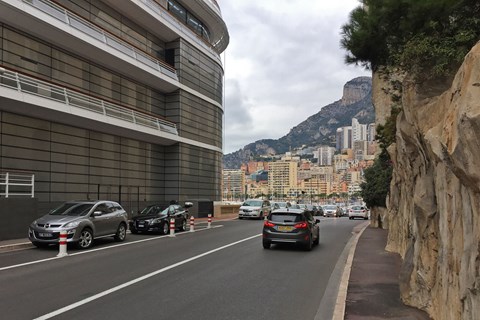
168,0 -> 187,23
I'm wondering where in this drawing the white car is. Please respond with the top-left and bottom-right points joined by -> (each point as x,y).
238,199 -> 271,220
348,205 -> 369,220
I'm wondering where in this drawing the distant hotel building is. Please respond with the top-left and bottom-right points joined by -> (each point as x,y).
0,0 -> 229,216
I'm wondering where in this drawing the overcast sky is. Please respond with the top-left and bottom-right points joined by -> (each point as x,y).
219,0 -> 371,154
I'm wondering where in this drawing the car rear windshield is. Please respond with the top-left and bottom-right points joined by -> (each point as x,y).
352,206 -> 365,210
50,203 -> 94,216
270,213 -> 303,223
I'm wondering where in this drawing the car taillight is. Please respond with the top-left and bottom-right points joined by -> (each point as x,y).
294,222 -> 308,229
264,221 -> 275,227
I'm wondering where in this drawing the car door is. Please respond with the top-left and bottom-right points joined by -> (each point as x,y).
91,202 -> 111,236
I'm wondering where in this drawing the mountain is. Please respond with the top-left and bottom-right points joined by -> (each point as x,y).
223,76 -> 374,169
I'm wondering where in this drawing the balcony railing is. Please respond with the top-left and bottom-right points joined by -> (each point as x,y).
0,68 -> 178,135
22,0 -> 178,80
139,0 -> 222,59
0,172 -> 35,198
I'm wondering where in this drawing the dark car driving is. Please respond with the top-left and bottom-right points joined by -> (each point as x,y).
262,208 -> 320,251
129,202 -> 193,235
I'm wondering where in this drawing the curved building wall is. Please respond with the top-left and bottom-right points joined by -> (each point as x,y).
0,0 -> 228,229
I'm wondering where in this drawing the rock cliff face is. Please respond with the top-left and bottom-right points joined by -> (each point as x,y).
379,44 -> 480,320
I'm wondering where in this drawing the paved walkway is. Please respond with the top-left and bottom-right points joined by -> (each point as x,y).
344,226 -> 431,319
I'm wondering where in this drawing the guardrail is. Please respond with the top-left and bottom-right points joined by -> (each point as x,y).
0,172 -> 35,198
0,67 -> 178,135
22,0 -> 178,80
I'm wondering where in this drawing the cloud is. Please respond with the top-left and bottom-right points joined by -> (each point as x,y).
220,0 -> 370,154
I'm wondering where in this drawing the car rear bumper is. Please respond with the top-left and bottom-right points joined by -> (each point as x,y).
262,229 -> 310,245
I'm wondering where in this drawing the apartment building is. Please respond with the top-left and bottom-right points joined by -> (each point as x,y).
268,160 -> 297,198
222,169 -> 245,201
0,0 -> 229,225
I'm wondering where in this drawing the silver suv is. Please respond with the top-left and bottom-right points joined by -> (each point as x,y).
238,199 -> 271,220
28,200 -> 128,249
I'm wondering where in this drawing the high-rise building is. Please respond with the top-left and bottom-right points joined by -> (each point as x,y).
222,169 -> 245,201
0,0 -> 229,216
316,146 -> 336,166
268,160 -> 298,198
352,118 -> 367,142
336,126 -> 352,151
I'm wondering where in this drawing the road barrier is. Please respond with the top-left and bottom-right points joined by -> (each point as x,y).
190,216 -> 195,232
169,218 -> 175,237
207,214 -> 212,228
57,231 -> 68,257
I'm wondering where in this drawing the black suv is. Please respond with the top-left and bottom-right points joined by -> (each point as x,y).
262,208 -> 320,251
129,202 -> 193,235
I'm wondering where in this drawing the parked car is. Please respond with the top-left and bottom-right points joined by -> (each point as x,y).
262,208 -> 320,251
238,199 -> 271,220
323,205 -> 342,217
129,202 -> 193,234
270,201 -> 291,210
348,205 -> 369,220
28,200 -> 128,249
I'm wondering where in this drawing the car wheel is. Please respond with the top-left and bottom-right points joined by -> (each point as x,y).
313,230 -> 319,245
77,228 -> 93,249
161,221 -> 169,235
304,236 -> 313,251
263,241 -> 271,249
179,219 -> 187,231
114,223 -> 127,242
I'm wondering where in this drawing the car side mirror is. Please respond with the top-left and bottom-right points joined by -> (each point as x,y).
93,211 -> 103,217
315,219 -> 320,224
184,202 -> 193,208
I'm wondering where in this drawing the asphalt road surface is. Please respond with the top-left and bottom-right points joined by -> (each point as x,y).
0,217 -> 366,320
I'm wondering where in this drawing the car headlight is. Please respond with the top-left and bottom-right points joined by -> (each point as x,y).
64,221 -> 81,228
152,218 -> 162,224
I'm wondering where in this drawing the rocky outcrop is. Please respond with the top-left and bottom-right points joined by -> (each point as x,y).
341,76 -> 372,106
379,44 -> 480,320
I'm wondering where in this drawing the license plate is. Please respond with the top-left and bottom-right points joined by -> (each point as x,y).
277,226 -> 293,232
39,232 -> 53,237
138,223 -> 145,228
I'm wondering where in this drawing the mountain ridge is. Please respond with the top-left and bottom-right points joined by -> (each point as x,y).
223,76 -> 374,169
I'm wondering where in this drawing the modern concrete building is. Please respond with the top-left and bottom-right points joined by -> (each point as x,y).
268,160 -> 298,199
222,169 -> 245,201
0,0 -> 229,238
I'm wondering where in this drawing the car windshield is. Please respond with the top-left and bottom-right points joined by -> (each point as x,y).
139,206 -> 161,215
242,200 -> 263,207
270,213 -> 303,223
49,203 -> 94,216
324,205 -> 337,210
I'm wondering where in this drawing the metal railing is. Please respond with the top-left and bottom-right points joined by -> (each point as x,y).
0,68 -> 179,135
140,0 -> 223,60
22,0 -> 178,80
0,172 -> 35,198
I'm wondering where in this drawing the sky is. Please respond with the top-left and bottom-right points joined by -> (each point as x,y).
219,0 -> 371,154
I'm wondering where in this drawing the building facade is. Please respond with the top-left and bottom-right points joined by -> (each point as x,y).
0,0 -> 229,219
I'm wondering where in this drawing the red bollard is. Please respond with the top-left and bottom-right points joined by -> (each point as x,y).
57,230 -> 68,257
207,214 -> 212,229
190,216 -> 195,232
169,218 -> 175,237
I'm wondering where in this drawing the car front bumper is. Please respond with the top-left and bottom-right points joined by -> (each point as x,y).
28,227 -> 78,244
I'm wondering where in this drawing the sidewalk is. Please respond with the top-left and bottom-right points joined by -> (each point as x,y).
344,226 -> 431,319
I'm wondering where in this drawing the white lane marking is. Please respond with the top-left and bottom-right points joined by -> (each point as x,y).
0,225 -> 223,272
34,233 -> 261,320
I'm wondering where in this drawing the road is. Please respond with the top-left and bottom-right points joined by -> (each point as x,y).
0,217 -> 366,320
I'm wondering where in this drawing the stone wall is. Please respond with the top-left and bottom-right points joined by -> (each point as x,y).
377,44 -> 480,320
